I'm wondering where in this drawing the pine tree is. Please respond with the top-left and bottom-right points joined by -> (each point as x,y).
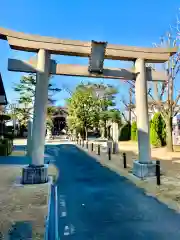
13,74 -> 61,127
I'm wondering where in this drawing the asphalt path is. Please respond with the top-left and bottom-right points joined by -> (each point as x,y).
47,144 -> 180,240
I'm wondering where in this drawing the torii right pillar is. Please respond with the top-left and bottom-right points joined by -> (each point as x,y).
133,58 -> 156,178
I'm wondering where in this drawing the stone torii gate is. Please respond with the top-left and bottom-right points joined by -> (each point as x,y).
0,27 -> 177,182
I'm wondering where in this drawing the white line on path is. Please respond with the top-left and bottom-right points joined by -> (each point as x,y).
59,195 -> 67,217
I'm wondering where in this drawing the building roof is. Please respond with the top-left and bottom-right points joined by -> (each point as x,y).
0,74 -> 7,105
51,106 -> 68,118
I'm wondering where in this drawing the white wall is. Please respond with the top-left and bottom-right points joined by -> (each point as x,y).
124,107 -> 179,124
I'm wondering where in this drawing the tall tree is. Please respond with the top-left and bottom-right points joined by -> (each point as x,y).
78,82 -> 119,138
13,74 -> 61,127
67,85 -> 100,140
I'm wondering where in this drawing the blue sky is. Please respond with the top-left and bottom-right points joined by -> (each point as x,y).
0,0 -> 179,109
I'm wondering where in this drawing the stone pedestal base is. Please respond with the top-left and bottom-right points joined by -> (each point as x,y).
133,160 -> 156,178
22,164 -> 48,184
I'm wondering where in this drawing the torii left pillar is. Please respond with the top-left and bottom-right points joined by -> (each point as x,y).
22,49 -> 50,184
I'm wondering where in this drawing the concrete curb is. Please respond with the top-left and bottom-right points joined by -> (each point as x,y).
44,179 -> 59,240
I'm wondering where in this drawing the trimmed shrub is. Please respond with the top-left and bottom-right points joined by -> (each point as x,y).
119,123 -> 131,141
150,122 -> 161,147
0,138 -> 13,156
131,121 -> 137,141
150,112 -> 166,147
0,142 -> 8,156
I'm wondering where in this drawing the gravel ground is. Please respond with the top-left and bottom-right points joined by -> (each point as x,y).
0,164 -> 57,239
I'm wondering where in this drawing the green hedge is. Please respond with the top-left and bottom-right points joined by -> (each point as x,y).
130,113 -> 166,147
119,123 -> 131,141
0,138 -> 13,156
131,121 -> 138,141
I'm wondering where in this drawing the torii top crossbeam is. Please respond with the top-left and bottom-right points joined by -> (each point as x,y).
0,27 -> 177,63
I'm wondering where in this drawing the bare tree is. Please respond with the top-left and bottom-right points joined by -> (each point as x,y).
121,87 -> 136,123
149,28 -> 180,151
122,16 -> 180,151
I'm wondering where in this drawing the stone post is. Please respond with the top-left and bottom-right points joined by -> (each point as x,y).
22,49 -> 50,184
112,122 -> 119,153
133,58 -> 156,178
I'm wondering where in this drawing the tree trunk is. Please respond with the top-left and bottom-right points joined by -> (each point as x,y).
82,128 -> 85,140
85,127 -> 88,140
166,116 -> 173,152
101,127 -> 104,138
104,120 -> 107,138
107,126 -> 111,139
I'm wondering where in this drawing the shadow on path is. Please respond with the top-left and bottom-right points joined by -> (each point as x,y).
8,221 -> 32,240
0,144 -> 55,165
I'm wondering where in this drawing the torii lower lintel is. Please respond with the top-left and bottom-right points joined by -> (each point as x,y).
8,58 -> 168,82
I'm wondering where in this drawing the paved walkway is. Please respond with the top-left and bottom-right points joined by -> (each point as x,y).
46,144 -> 180,240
